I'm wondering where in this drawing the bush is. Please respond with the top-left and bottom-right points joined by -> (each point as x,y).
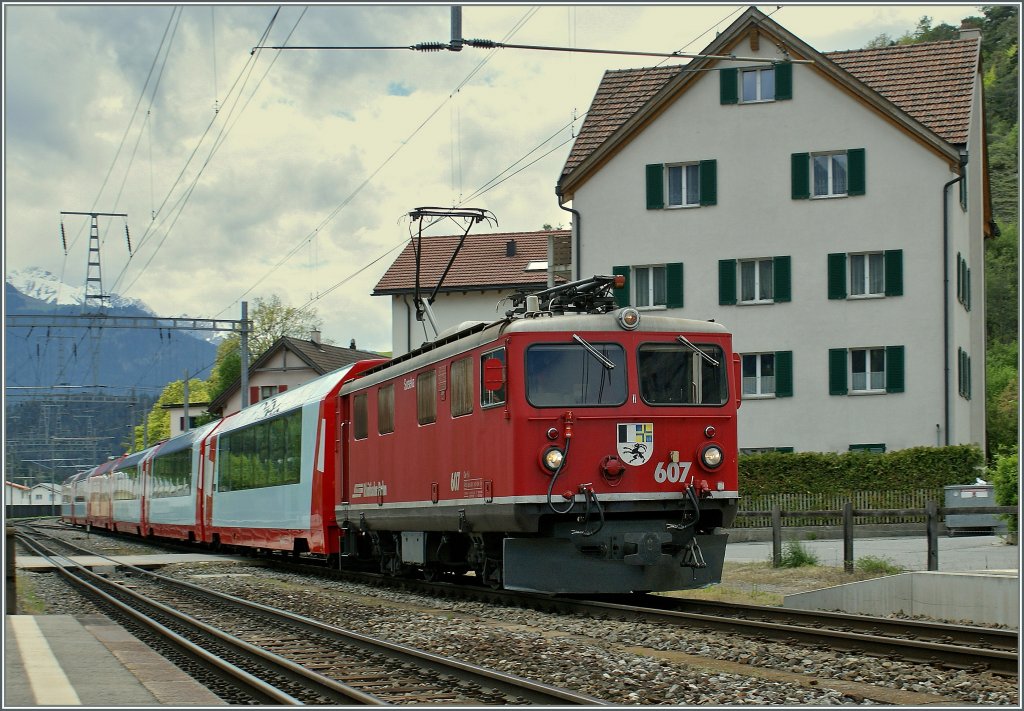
739,445 -> 984,496
777,541 -> 819,568
855,555 -> 903,575
990,446 -> 1019,533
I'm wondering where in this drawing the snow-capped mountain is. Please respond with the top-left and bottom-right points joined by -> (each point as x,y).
5,266 -> 154,312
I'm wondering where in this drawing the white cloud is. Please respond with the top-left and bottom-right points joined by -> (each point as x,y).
4,3 -> 982,355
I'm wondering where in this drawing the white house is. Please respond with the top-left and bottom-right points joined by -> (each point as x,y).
375,230 -> 571,356
556,8 -> 990,454
4,481 -> 31,507
207,333 -> 383,417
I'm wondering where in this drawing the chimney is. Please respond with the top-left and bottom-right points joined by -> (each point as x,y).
506,239 -> 516,257
959,21 -> 981,41
310,329 -> 321,345
350,338 -> 357,350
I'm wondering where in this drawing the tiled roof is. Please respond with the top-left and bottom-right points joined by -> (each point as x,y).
560,37 -> 979,184
825,39 -> 978,145
279,336 -> 382,374
373,230 -> 569,294
561,65 -> 683,182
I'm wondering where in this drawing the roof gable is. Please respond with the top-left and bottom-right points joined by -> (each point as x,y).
559,8 -> 978,195
374,229 -> 569,294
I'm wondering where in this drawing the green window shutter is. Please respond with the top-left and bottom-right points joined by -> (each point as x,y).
612,265 -> 631,307
720,67 -> 738,104
967,354 -> 972,399
699,159 -> 717,206
966,267 -> 971,310
827,253 -> 847,299
773,255 -> 791,302
775,350 -> 793,397
774,62 -> 793,100
645,164 -> 664,209
847,148 -> 866,195
829,348 -> 848,395
718,259 -> 737,305
791,153 -> 810,199
884,249 -> 903,296
885,345 -> 905,393
666,262 -> 684,308
955,253 -> 961,303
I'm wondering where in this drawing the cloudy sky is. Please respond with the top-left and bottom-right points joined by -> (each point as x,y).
4,2 -> 983,353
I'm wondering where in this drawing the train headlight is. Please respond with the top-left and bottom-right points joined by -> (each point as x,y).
541,446 -> 565,474
617,308 -> 641,331
699,444 -> 724,470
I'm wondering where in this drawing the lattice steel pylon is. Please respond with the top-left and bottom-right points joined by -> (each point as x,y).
61,211 -> 128,313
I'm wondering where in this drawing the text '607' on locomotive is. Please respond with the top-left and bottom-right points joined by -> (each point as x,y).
336,273 -> 741,593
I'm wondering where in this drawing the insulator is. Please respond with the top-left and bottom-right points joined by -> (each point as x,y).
125,224 -> 132,255
413,42 -> 447,52
60,223 -> 67,254
465,38 -> 498,49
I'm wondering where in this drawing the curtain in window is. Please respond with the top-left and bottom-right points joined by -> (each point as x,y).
653,266 -> 667,305
667,166 -> 682,206
635,268 -> 651,307
813,156 -> 829,195
850,255 -> 866,295
832,154 -> 848,194
685,164 -> 699,204
759,259 -> 774,300
869,349 -> 885,390
742,70 -> 757,101
868,253 -> 884,294
761,68 -> 775,99
740,261 -> 755,301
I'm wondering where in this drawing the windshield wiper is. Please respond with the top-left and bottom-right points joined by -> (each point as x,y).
676,335 -> 719,366
572,334 -> 615,369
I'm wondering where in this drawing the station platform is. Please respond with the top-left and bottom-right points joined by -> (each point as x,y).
4,614 -> 226,707
15,552 -> 243,573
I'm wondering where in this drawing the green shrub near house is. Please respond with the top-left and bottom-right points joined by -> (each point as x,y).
738,445 -> 984,496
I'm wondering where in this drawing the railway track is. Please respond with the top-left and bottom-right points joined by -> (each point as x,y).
15,526 -> 606,705
23,521 -> 1020,679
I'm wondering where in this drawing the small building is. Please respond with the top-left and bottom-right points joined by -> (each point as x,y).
374,230 -> 571,356
4,481 -> 31,507
29,482 -> 60,507
162,402 -> 212,438
207,332 -> 384,417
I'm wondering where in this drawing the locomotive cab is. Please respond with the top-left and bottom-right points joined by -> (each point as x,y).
337,276 -> 740,595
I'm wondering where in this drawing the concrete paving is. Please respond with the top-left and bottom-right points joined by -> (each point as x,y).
725,533 -> 1020,573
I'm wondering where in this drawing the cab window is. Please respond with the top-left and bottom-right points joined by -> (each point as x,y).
638,343 -> 728,405
526,343 -> 627,407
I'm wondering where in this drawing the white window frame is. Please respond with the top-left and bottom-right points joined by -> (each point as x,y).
633,265 -> 667,309
739,258 -> 774,304
812,151 -> 848,198
740,66 -> 775,103
665,163 -> 700,208
259,385 -> 278,400
741,353 -> 776,398
849,252 -> 885,297
850,347 -> 885,393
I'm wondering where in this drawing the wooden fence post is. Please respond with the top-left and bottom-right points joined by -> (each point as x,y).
771,503 -> 782,567
843,501 -> 854,573
926,500 -> 939,571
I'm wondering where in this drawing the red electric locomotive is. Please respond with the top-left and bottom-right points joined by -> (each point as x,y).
336,275 -> 740,593
60,275 -> 739,595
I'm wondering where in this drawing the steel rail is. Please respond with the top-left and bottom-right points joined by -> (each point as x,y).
18,526 -> 608,706
15,534 -> 386,705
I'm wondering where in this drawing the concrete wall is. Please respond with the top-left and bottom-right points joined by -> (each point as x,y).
784,571 -> 1019,628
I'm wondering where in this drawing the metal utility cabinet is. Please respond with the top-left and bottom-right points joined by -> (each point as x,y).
944,484 -> 1007,535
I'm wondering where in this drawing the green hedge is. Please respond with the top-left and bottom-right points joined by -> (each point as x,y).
738,445 -> 984,496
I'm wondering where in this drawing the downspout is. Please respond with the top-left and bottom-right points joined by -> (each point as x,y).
942,170 -> 964,446
556,185 -> 581,280
402,294 -> 412,355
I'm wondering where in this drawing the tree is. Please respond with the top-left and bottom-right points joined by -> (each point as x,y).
985,339 -> 1019,457
130,378 -> 213,451
989,446 -> 1018,534
246,295 -> 324,357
